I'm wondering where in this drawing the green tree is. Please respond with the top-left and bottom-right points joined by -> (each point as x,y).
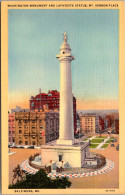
9,169 -> 71,189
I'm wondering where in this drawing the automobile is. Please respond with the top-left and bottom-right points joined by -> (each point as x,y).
111,139 -> 114,143
74,135 -> 79,139
18,146 -> 24,148
8,144 -> 13,148
111,144 -> 115,147
27,146 -> 34,149
116,144 -> 119,150
11,146 -> 18,148
116,146 -> 119,151
114,139 -> 117,142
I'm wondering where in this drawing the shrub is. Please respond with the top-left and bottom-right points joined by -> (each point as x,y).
9,169 -> 71,189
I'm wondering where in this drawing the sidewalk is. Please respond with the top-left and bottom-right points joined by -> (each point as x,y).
20,158 -> 114,178
96,137 -> 110,149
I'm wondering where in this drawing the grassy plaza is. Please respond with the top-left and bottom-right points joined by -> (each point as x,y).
89,143 -> 99,148
91,138 -> 105,143
101,144 -> 109,148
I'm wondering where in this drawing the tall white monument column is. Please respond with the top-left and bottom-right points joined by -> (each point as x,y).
41,33 -> 90,168
56,32 -> 74,145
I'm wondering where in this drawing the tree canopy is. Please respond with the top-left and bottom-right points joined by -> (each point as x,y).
9,169 -> 71,189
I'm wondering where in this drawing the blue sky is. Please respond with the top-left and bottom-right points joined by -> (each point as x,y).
9,9 -> 119,110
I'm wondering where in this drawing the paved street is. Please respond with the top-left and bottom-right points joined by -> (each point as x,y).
9,148 -> 41,185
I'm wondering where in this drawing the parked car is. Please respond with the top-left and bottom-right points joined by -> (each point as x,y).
74,135 -> 79,139
116,144 -> 119,151
111,144 -> 114,147
19,146 -> 24,149
11,146 -> 18,148
114,139 -> 117,142
27,146 -> 34,149
111,140 -> 114,143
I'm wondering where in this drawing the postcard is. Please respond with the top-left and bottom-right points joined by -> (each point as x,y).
1,0 -> 125,194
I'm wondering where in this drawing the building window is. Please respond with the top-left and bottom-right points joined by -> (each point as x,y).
32,141 -> 35,145
25,141 -> 28,145
19,141 -> 22,145
32,126 -> 35,129
40,126 -> 43,129
19,130 -> 22,134
24,125 -> 28,129
12,138 -> 15,142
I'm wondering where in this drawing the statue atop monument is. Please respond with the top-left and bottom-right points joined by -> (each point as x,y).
64,32 -> 67,42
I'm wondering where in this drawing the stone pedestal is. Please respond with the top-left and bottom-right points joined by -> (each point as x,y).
41,142 -> 89,168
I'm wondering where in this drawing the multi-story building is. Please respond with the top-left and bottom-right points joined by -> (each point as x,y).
105,114 -> 114,128
8,113 -> 15,143
30,90 -> 77,134
99,117 -> 104,132
80,113 -> 99,135
15,106 -> 59,146
11,106 -> 30,114
115,119 -> 119,134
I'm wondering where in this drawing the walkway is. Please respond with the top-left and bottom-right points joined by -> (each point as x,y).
96,137 -> 110,149
20,159 -> 114,178
89,136 -> 96,140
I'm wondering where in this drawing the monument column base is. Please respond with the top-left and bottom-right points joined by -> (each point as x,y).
56,139 -> 74,146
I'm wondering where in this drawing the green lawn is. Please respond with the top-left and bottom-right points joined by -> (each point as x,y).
106,139 -> 111,143
89,144 -> 99,148
88,136 -> 92,138
101,144 -> 109,148
91,138 -> 105,143
96,136 -> 107,138
84,138 -> 88,141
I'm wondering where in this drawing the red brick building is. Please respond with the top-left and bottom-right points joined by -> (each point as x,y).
99,117 -> 104,131
30,90 -> 77,134
105,115 -> 114,128
115,119 -> 119,134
